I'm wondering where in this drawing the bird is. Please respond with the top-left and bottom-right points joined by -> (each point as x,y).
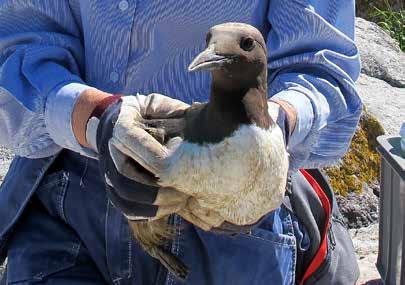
128,22 -> 289,281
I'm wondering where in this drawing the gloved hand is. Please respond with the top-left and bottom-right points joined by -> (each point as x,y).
72,90 -> 190,220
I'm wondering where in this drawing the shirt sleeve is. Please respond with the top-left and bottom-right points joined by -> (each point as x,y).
266,0 -> 362,171
0,1 -> 92,158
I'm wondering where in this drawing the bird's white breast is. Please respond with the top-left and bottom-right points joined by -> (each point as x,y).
158,124 -> 289,225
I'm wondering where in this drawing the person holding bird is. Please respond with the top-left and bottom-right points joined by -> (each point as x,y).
0,1 -> 361,285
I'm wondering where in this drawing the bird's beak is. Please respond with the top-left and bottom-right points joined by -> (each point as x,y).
188,45 -> 233,72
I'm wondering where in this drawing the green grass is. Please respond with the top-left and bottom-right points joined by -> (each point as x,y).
370,1 -> 405,51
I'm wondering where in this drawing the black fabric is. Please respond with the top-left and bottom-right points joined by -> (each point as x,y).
278,107 -> 291,146
107,184 -> 158,218
288,171 -> 324,266
286,169 -> 359,285
96,100 -> 160,218
104,155 -> 159,204
306,169 -> 334,205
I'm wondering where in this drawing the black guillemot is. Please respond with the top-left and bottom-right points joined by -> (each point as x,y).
130,22 -> 289,281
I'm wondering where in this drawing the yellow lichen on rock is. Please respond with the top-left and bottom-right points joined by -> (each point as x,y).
325,110 -> 385,196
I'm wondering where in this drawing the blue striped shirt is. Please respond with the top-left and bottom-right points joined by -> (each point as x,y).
0,0 -> 362,171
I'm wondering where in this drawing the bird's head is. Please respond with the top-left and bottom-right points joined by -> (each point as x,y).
188,23 -> 267,89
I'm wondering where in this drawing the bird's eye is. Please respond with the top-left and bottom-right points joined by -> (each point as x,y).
240,37 -> 255,52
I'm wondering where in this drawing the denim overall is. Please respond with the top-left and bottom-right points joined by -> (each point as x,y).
0,150 -> 309,285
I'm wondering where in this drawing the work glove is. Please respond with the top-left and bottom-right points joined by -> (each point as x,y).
79,92 -> 190,221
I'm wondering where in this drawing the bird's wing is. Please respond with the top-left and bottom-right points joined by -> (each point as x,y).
142,117 -> 186,144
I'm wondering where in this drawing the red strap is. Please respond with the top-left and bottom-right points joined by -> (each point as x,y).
90,95 -> 122,119
299,169 -> 332,285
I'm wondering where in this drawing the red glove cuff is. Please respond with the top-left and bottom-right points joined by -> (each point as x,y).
72,88 -> 120,148
90,95 -> 122,119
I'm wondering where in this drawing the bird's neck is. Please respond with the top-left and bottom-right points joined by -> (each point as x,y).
182,73 -> 270,145
208,72 -> 270,129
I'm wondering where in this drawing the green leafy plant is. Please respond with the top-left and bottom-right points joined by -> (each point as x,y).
356,0 -> 403,19
370,0 -> 405,51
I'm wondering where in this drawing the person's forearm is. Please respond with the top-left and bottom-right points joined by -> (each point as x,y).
266,0 -> 362,171
270,75 -> 361,171
71,88 -> 112,148
45,83 -> 99,157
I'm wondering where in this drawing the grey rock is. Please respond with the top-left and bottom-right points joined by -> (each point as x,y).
348,21 -> 404,281
356,73 -> 405,136
350,224 -> 382,284
336,183 -> 379,229
355,18 -> 405,88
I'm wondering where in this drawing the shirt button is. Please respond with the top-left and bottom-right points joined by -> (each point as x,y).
118,1 -> 129,11
110,71 -> 119,83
